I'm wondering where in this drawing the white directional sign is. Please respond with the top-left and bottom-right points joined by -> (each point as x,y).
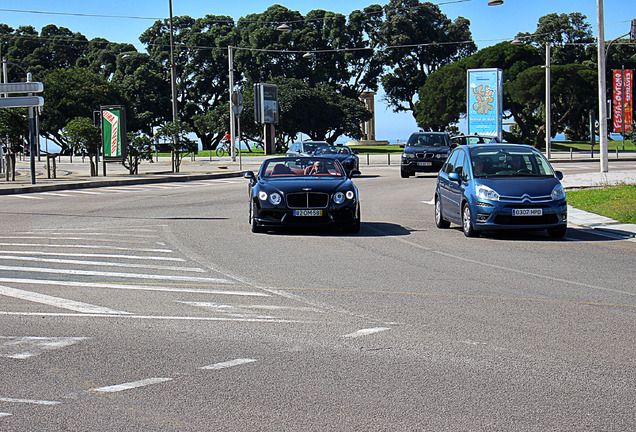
0,82 -> 44,94
0,96 -> 44,108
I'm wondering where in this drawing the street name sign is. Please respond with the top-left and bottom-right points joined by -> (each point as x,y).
0,96 -> 44,108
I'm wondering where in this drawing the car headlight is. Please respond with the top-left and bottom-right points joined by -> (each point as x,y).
258,191 -> 268,201
402,153 -> 413,159
269,192 -> 282,205
475,184 -> 500,201
551,184 -> 565,200
334,191 -> 345,204
435,153 -> 449,159
346,190 -> 355,200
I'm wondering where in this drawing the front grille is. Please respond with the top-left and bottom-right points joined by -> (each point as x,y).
415,153 -> 434,159
494,214 -> 559,225
286,192 -> 329,208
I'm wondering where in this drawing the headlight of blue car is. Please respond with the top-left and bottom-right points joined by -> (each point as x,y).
551,184 -> 565,200
475,184 -> 500,201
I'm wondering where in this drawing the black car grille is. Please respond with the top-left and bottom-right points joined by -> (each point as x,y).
415,153 -> 435,159
286,192 -> 329,208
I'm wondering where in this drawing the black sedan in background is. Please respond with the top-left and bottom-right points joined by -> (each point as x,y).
401,131 -> 453,178
313,144 -> 360,175
244,157 -> 361,233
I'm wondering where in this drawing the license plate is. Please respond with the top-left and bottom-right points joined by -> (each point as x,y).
512,208 -> 542,216
293,209 -> 322,217
417,161 -> 432,166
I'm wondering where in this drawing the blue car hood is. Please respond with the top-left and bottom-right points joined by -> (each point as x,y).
476,177 -> 561,197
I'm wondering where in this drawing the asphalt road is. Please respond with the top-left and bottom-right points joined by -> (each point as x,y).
0,167 -> 634,431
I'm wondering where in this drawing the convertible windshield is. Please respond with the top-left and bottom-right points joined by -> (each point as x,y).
262,158 -> 344,178
314,145 -> 353,155
470,147 -> 555,178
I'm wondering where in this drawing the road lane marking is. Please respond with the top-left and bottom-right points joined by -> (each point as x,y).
0,312 -> 311,323
0,397 -> 60,406
12,195 -> 42,199
0,285 -> 130,314
343,327 -> 391,338
0,265 -> 231,284
0,255 -> 205,273
41,192 -> 72,197
15,231 -> 158,239
0,278 -> 268,296
65,190 -> 103,194
0,250 -> 185,262
0,235 -> 160,245
0,243 -> 173,253
199,358 -> 257,370
179,301 -> 321,313
0,412 -> 11,417
0,336 -> 88,359
92,378 -> 173,393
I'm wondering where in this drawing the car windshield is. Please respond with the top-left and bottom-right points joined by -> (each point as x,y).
407,133 -> 450,147
302,142 -> 322,153
315,145 -> 353,155
470,147 -> 555,178
262,158 -> 344,178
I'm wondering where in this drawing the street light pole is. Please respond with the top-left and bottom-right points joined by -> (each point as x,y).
169,0 -> 179,171
228,45 -> 236,162
597,0 -> 609,172
545,42 -> 551,160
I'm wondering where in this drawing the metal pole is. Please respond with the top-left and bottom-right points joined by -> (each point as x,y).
1,57 -> 5,174
27,72 -> 36,184
228,46 -> 236,162
597,0 -> 609,172
545,42 -> 551,160
622,65 -> 625,151
238,113 -> 242,170
169,0 -> 179,170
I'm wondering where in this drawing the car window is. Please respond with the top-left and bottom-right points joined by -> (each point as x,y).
469,147 -> 555,177
442,149 -> 459,174
407,133 -> 449,147
454,150 -> 468,181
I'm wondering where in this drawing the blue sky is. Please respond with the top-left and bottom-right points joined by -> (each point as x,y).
1,1 -> 631,143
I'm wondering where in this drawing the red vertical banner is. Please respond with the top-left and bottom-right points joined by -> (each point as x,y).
613,70 -> 633,133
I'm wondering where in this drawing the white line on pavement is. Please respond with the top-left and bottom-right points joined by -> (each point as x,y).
0,255 -> 205,273
15,231 -> 158,239
65,190 -> 103,194
0,265 -> 232,284
0,397 -> 60,406
0,312 -> 310,323
12,195 -> 42,199
41,192 -> 72,197
343,327 -> 391,338
179,301 -> 321,312
0,235 -> 159,245
0,250 -> 185,262
0,285 -> 130,315
0,242 -> 172,253
0,412 -> 11,417
0,336 -> 88,359
0,278 -> 268,296
200,358 -> 257,370
92,378 -> 173,393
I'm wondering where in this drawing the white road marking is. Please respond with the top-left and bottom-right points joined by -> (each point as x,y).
0,242 -> 172,253
0,412 -> 11,417
41,192 -> 72,197
199,358 -> 257,370
421,198 -> 435,205
0,255 -> 205,273
343,327 -> 391,338
92,378 -> 173,393
0,235 -> 158,245
0,250 -> 185,262
0,336 -> 88,359
15,231 -> 158,239
12,195 -> 42,199
0,312 -> 310,323
0,265 -> 232,284
180,301 -> 321,312
0,397 -> 61,405
65,190 -> 103,195
0,285 -> 130,314
0,278 -> 268,297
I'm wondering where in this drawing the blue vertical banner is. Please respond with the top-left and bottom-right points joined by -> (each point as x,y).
467,69 -> 503,140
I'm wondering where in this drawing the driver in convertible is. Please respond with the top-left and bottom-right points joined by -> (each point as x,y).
305,161 -> 329,175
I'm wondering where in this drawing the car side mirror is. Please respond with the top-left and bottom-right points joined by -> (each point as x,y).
243,171 -> 255,181
448,172 -> 461,183
555,171 -> 563,180
349,169 -> 361,177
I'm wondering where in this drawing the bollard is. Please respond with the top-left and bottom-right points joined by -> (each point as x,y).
570,147 -> 573,160
616,147 -> 619,159
366,154 -> 369,165
388,153 -> 391,166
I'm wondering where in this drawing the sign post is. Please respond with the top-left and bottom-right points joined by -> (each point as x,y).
100,105 -> 127,176
254,83 -> 279,155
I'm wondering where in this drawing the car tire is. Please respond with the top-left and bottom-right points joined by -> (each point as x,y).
345,207 -> 361,234
400,168 -> 410,178
547,226 -> 567,238
462,203 -> 477,237
435,196 -> 450,229
250,201 -> 264,233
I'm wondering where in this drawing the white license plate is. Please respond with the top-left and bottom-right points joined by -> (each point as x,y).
512,208 -> 543,216
417,161 -> 432,166
293,209 -> 322,217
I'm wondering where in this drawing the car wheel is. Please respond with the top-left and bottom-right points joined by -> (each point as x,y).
250,200 -> 264,233
547,226 -> 567,238
400,168 -> 410,178
462,203 -> 476,237
345,207 -> 361,234
435,196 -> 450,229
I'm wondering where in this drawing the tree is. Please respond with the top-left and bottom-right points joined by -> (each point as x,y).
40,68 -> 120,153
155,121 -> 196,172
125,132 -> 154,174
60,117 -> 101,174
378,0 -> 476,117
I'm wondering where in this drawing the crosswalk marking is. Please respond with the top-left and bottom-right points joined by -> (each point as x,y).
0,285 -> 130,314
0,397 -> 60,406
0,255 -> 205,273
343,327 -> 391,338
0,250 -> 184,262
0,336 -> 88,359
0,242 -> 172,253
92,378 -> 172,393
200,358 -> 257,370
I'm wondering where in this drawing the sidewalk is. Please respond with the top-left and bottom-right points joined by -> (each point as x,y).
1,152 -> 635,239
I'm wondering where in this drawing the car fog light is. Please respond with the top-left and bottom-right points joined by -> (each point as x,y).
476,213 -> 489,222
346,190 -> 355,200
258,191 -> 268,201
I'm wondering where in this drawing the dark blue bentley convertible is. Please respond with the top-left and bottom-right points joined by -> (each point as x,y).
244,157 -> 361,233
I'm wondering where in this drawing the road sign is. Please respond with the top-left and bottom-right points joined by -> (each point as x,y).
231,91 -> 243,106
232,105 -> 244,115
0,82 -> 44,94
0,96 -> 44,108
